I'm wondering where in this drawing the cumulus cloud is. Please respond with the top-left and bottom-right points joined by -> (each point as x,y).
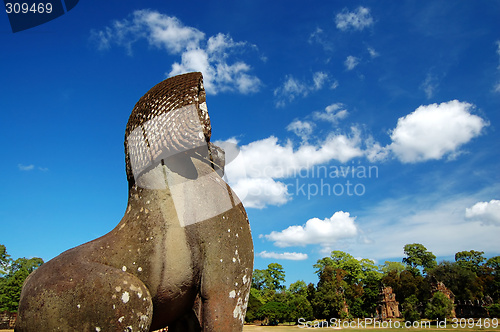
344,56 -> 359,70
169,33 -> 261,94
389,100 -> 488,163
465,200 -> 500,226
257,251 -> 308,261
230,177 -> 290,209
313,103 -> 349,124
365,138 -> 390,162
335,7 -> 374,31
274,72 -> 333,107
286,120 -> 315,141
262,211 -> 358,248
221,100 -> 487,208
91,10 -> 260,95
222,130 -> 364,209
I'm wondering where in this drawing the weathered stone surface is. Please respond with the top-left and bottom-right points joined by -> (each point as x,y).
0,311 -> 16,329
455,299 -> 490,318
16,72 -> 253,332
376,286 -> 400,319
429,276 -> 456,318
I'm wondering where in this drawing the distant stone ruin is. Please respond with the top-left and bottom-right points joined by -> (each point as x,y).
0,311 -> 16,329
376,286 -> 400,319
455,298 -> 492,318
430,276 -> 456,318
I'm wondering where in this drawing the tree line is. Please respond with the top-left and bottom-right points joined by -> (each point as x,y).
247,244 -> 500,325
0,244 -> 43,312
1,242 -> 499,324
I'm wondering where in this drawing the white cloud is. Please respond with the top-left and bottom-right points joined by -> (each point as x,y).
367,47 -> 379,58
286,120 -> 315,141
273,76 -> 308,107
420,73 -> 439,99
348,185 -> 500,260
274,72 -> 333,107
262,211 -> 358,248
344,56 -> 359,70
335,7 -> 374,31
222,99 -> 487,208
313,71 -> 329,90
365,138 -> 390,162
496,40 -> 500,69
91,10 -> 204,54
239,132 -> 363,179
230,177 -> 290,209
169,33 -> 261,94
222,130 -> 364,209
257,251 -> 308,261
495,82 -> 500,93
137,10 -> 204,53
465,200 -> 500,226
389,100 -> 488,163
92,10 -> 260,95
309,27 -> 334,51
18,164 -> 34,171
313,103 -> 349,124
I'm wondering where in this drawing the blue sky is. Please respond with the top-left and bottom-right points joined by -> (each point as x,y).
1,0 -> 500,286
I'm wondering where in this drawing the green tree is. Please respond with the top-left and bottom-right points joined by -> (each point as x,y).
483,256 -> 500,301
382,269 -> 428,304
251,263 -> 286,292
403,243 -> 437,276
486,256 -> 500,271
487,303 -> 500,318
361,269 -> 382,317
256,301 -> 287,325
265,263 -> 286,291
306,282 -> 316,304
0,244 -> 11,276
311,265 -> 346,319
0,254 -> 43,312
428,261 -> 481,301
287,294 -> 313,322
314,251 -> 379,286
402,295 -> 421,323
245,288 -> 264,322
380,261 -> 406,275
314,251 -> 363,285
455,250 -> 486,273
252,269 -> 266,290
425,291 -> 453,320
289,280 -> 307,296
